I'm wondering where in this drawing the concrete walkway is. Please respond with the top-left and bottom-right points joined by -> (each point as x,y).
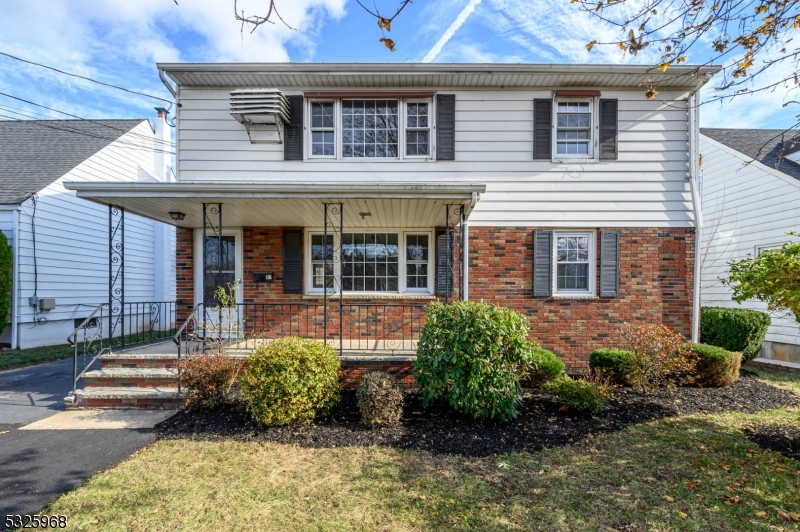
0,358 -> 172,517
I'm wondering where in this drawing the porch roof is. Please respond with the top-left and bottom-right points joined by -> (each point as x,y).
63,181 -> 485,228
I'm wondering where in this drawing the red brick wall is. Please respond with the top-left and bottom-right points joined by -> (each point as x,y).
175,225 -> 695,369
468,227 -> 695,368
176,227 -> 194,323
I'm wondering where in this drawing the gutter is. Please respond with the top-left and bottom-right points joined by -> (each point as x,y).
688,89 -> 703,343
158,67 -> 177,99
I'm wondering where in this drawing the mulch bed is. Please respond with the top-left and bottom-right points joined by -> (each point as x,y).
747,425 -> 800,462
157,371 -> 798,458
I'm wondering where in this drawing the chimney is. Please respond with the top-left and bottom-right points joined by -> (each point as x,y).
153,107 -> 172,182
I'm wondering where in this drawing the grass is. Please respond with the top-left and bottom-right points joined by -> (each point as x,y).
0,343 -> 74,370
746,365 -> 800,396
0,330 -> 176,371
40,368 -> 800,531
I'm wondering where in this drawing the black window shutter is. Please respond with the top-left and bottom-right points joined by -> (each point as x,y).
533,99 -> 552,160
599,99 -> 618,161
282,230 -> 302,294
436,231 -> 454,296
436,94 -> 455,161
599,230 -> 620,296
533,230 -> 553,297
284,95 -> 304,160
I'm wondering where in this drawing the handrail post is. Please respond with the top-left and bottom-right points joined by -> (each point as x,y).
72,334 -> 78,396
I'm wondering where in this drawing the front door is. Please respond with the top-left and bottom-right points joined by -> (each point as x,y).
194,230 -> 243,339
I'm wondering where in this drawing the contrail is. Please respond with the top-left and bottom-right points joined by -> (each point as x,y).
422,0 -> 482,62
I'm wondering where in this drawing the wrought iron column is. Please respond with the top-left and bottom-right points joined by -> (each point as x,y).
322,203 -> 343,355
109,205 -> 124,350
444,204 -> 464,303
461,208 -> 468,301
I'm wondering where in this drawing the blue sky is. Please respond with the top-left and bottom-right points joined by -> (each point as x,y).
0,0 -> 796,131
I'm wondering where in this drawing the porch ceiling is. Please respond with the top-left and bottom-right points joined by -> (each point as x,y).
63,181 -> 485,228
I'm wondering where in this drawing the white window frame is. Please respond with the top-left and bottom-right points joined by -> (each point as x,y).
755,242 -> 786,256
552,231 -> 596,296
307,100 -> 337,159
404,100 -> 432,159
304,229 -> 434,296
304,98 -> 434,161
552,98 -> 598,163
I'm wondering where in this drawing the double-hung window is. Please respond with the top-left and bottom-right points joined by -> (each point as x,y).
556,101 -> 592,157
308,99 -> 431,159
307,230 -> 433,294
554,232 -> 595,295
310,102 -> 335,156
405,102 -> 430,156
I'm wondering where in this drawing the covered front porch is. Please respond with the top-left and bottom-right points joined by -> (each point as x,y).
65,181 -> 485,358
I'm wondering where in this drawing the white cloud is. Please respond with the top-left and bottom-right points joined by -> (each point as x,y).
422,0 -> 483,62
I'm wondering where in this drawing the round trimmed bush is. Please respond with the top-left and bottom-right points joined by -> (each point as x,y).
542,376 -> 607,414
240,337 -> 340,426
0,231 -> 10,337
700,307 -> 770,363
692,343 -> 742,388
589,348 -> 637,385
357,371 -> 404,427
525,346 -> 565,387
413,300 -> 533,421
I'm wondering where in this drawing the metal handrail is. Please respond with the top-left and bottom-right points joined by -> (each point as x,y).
67,303 -> 106,346
173,303 -> 204,346
68,303 -> 108,397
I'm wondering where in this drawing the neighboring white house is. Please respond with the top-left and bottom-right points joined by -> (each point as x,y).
0,114 -> 176,349
700,128 -> 800,364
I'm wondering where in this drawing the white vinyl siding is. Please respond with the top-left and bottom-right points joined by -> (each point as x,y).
700,134 -> 800,346
175,88 -> 693,227
10,121 -> 176,348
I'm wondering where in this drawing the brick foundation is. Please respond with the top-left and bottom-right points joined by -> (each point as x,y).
176,225 -> 695,370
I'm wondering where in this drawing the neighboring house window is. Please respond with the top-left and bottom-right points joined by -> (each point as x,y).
554,232 -> 595,294
307,230 -> 433,294
405,102 -> 430,156
310,102 -> 335,157
756,243 -> 784,256
555,101 -> 592,157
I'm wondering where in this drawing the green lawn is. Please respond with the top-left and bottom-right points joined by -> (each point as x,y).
0,343 -> 74,370
40,369 -> 800,531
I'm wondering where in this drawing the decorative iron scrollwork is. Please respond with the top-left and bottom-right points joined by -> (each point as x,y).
323,203 -> 344,355
109,205 -> 124,349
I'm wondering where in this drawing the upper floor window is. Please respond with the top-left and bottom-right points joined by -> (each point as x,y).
556,101 -> 592,157
307,99 -> 431,160
343,100 -> 399,158
310,102 -> 335,157
406,102 -> 430,157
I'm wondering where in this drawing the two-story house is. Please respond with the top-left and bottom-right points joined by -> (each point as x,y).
64,63 -> 718,406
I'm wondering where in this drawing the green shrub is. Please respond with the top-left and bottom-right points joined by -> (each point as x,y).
240,337 -> 340,426
542,376 -> 607,414
0,231 -> 11,336
589,348 -> 637,385
177,351 -> 242,409
413,300 -> 533,421
692,343 -> 742,388
356,371 -> 404,427
524,346 -> 565,387
700,306 -> 770,363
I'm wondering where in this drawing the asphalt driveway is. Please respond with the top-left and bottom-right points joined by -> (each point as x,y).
0,358 -> 164,518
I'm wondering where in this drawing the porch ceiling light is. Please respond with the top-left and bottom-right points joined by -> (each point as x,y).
169,211 -> 186,221
359,211 -> 371,219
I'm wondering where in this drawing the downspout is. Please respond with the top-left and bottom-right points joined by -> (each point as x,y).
158,68 -> 177,99
11,207 -> 20,349
688,90 -> 703,343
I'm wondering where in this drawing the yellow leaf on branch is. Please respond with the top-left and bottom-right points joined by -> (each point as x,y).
657,62 -> 671,72
380,38 -> 396,52
618,42 -> 627,51
377,17 -> 392,31
586,40 -> 598,51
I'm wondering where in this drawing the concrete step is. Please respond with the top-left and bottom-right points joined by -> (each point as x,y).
83,368 -> 179,388
67,387 -> 185,409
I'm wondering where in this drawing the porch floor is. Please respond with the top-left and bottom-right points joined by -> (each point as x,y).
111,340 -> 417,359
